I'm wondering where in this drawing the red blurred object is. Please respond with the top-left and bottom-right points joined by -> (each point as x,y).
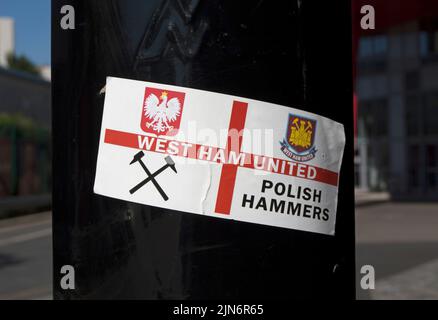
352,0 -> 438,137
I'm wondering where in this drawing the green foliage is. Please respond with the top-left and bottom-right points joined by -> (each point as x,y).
6,53 -> 41,77
0,113 -> 49,143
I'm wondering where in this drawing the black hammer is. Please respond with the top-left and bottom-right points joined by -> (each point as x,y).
129,152 -> 177,200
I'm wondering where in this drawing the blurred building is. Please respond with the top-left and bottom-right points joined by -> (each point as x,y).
0,66 -> 51,198
0,14 -> 51,200
354,1 -> 438,200
38,65 -> 51,81
0,17 -> 14,67
0,67 -> 51,126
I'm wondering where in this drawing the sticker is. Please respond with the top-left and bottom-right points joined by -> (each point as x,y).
94,77 -> 345,235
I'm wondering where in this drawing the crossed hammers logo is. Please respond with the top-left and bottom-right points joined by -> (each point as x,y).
129,151 -> 177,201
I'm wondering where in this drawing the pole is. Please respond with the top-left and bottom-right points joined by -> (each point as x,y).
52,0 -> 355,299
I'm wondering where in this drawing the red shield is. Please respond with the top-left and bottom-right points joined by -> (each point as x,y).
140,87 -> 185,136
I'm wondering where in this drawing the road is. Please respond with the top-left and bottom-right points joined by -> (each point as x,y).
0,212 -> 52,300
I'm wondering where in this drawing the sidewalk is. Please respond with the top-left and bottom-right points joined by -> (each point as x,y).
356,202 -> 438,299
372,258 -> 438,299
355,189 -> 390,207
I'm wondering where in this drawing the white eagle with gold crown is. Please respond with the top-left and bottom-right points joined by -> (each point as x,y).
144,91 -> 181,133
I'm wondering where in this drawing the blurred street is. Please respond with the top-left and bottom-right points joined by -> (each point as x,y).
356,202 -> 438,299
0,212 -> 52,300
0,202 -> 436,300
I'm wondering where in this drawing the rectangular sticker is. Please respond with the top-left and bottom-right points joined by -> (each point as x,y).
94,77 -> 346,235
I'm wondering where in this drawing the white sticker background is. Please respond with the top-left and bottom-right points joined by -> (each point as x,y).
94,77 -> 346,235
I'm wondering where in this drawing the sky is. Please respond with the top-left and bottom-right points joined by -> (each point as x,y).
0,0 -> 51,65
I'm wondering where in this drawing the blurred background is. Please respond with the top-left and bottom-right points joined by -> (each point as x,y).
0,0 -> 52,299
0,0 -> 437,300
354,0 -> 438,299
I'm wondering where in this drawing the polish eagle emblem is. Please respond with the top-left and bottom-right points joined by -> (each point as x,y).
143,91 -> 181,134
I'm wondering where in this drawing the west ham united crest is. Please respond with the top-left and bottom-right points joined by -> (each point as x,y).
280,114 -> 317,162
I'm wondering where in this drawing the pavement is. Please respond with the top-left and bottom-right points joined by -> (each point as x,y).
0,212 -> 52,300
356,202 -> 438,300
355,189 -> 390,207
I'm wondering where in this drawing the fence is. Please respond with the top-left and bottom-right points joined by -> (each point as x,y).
0,113 -> 51,200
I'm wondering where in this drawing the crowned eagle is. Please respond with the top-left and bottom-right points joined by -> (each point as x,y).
144,91 -> 181,133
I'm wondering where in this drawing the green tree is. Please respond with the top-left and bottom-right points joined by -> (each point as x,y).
6,53 -> 41,77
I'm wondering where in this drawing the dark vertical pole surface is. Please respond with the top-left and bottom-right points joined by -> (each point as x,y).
52,0 -> 354,299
